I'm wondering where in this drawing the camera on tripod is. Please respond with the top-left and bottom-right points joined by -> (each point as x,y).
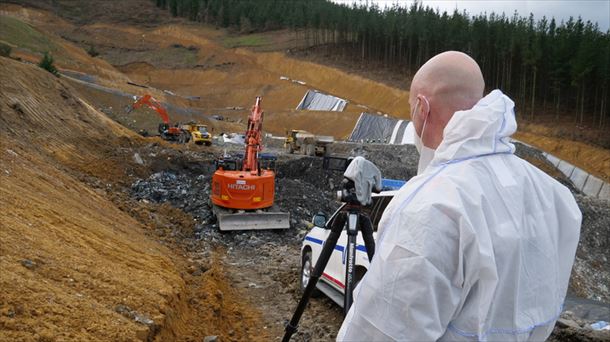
283,156 -> 382,341
333,156 -> 382,206
336,179 -> 359,204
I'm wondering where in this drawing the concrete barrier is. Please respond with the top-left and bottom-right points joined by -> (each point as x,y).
557,160 -> 576,178
598,183 -> 610,201
545,153 -> 562,167
544,155 -> 609,201
582,175 -> 604,197
570,167 -> 589,191
516,139 -> 608,201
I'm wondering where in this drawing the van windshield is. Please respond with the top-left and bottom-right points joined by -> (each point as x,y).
367,196 -> 393,231
327,195 -> 393,232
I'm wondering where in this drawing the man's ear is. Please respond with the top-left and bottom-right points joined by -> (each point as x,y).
418,95 -> 431,120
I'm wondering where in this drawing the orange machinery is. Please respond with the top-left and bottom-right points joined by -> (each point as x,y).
130,94 -> 190,143
211,97 -> 290,231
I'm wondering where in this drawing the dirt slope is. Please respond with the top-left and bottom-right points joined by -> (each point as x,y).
0,5 -> 130,88
0,57 -> 266,341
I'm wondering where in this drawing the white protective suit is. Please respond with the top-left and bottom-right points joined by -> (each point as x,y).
337,90 -> 582,341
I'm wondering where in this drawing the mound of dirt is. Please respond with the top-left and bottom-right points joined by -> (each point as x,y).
0,57 -> 169,341
238,49 -> 410,117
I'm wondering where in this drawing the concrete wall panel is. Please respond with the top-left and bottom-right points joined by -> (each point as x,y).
582,176 -> 604,197
570,167 -> 589,191
557,160 -> 576,178
598,183 -> 610,201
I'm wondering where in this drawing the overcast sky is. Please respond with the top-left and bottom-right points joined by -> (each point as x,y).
332,0 -> 610,32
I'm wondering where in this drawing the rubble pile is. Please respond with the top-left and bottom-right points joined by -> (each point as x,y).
129,165 -> 340,248
570,195 -> 610,302
131,171 -> 218,240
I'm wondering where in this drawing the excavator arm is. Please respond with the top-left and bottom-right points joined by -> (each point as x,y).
129,94 -> 189,142
130,94 -> 170,124
243,97 -> 263,173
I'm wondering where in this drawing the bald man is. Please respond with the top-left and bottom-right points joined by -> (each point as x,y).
337,51 -> 581,341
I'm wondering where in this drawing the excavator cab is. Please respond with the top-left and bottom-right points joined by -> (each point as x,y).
215,154 -> 241,171
258,153 -> 277,172
158,123 -> 170,135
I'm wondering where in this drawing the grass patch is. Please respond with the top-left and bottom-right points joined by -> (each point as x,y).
223,34 -> 269,48
0,15 -> 58,55
104,44 -> 199,68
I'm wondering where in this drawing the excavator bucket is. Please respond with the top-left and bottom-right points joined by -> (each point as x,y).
215,209 -> 290,231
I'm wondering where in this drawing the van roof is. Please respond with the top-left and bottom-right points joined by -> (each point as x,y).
373,190 -> 398,197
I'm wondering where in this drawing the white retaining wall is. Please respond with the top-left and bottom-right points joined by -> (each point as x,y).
541,151 -> 609,201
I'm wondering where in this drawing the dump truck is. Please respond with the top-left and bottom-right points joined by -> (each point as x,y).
285,130 -> 334,156
181,123 -> 212,146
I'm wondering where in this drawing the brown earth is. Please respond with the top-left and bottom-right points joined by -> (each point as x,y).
0,56 -> 268,341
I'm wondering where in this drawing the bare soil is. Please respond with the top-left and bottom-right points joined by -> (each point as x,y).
0,57 -> 268,341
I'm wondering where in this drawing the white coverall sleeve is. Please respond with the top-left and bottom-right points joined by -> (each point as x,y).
338,204 -> 469,341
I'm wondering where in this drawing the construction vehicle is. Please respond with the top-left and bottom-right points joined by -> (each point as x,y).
129,94 -> 191,143
211,97 -> 290,231
285,130 -> 334,156
181,122 -> 212,146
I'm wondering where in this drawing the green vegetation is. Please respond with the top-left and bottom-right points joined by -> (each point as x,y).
154,0 -> 609,129
38,52 -> 59,77
0,15 -> 58,55
223,34 -> 268,48
147,46 -> 198,66
106,45 -> 198,68
87,45 -> 99,57
0,42 -> 11,57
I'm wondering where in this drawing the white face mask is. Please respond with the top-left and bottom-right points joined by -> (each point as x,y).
413,96 -> 436,175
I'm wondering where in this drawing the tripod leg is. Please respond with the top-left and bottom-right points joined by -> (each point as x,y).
343,211 -> 359,314
282,212 -> 348,342
359,213 -> 375,262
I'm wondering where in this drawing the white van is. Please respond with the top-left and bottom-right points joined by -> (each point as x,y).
299,191 -> 396,307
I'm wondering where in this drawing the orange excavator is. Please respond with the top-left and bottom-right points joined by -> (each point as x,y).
211,97 -> 290,231
129,94 -> 190,143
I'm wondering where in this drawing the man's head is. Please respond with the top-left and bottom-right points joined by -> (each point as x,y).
409,51 -> 485,149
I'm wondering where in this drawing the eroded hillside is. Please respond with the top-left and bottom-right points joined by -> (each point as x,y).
0,57 -> 268,341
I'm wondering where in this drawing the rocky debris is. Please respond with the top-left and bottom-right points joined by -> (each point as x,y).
115,304 -> 154,326
203,336 -> 218,342
131,171 -> 218,241
570,195 -> 610,302
557,317 -> 582,329
20,259 -> 37,269
129,169 -> 325,249
133,153 -> 144,165
550,310 -> 610,341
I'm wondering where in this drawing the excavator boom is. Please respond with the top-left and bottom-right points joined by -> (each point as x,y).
131,94 -> 170,124
243,97 -> 263,173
